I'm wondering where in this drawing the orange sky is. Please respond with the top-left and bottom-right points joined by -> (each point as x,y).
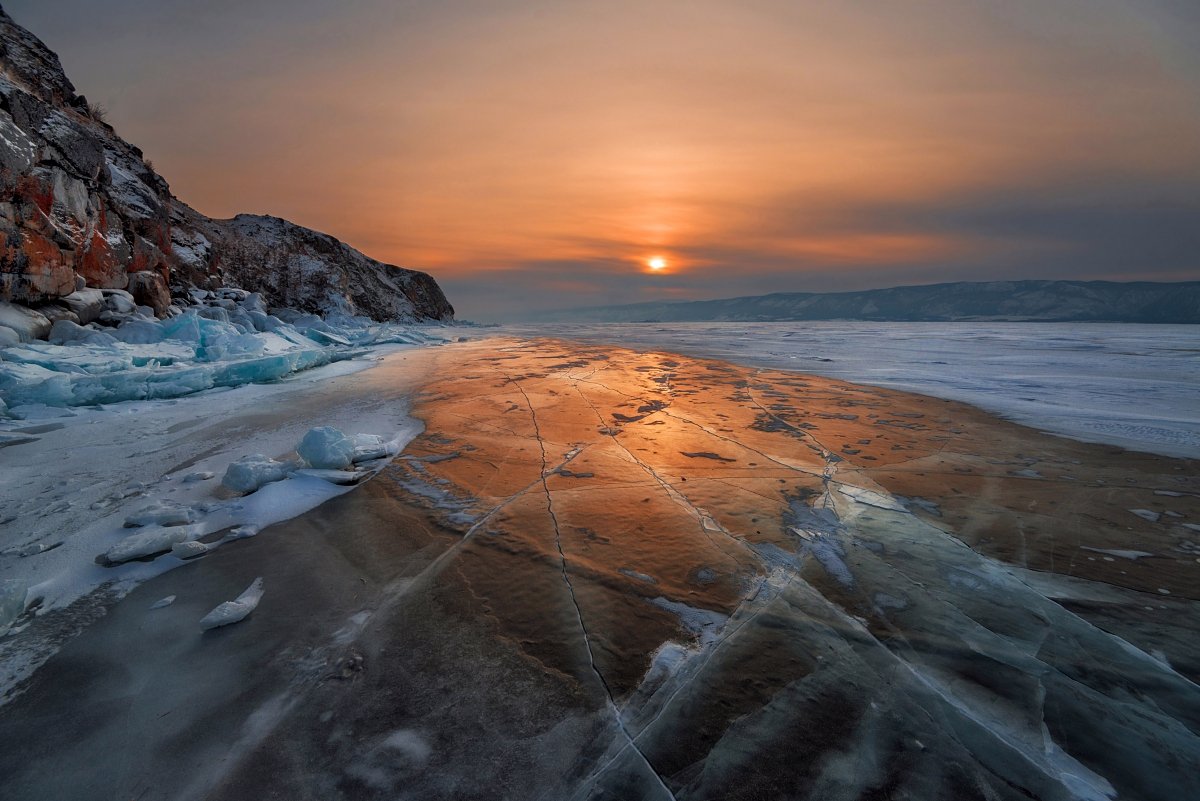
10,0 -> 1200,319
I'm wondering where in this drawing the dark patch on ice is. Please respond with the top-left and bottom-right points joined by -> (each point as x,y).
555,469 -> 595,479
680,451 -> 737,463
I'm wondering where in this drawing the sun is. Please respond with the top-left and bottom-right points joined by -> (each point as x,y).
647,256 -> 667,271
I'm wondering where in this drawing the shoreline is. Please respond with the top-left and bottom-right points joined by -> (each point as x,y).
1,336 -> 1198,800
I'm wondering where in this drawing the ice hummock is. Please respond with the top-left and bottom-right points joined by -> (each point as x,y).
199,577 -> 265,630
0,289 -> 447,412
103,523 -> 205,565
297,426 -> 357,469
222,455 -> 294,494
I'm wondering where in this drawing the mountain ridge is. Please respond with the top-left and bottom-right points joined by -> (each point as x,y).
525,280 -> 1200,324
0,6 -> 453,323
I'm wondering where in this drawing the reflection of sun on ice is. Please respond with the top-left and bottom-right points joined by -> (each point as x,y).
648,256 -> 667,271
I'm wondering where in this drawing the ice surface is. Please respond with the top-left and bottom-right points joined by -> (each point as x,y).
297,426 -> 355,469
222,455 -> 293,494
0,346 -> 427,698
508,321 -> 1200,458
199,577 -> 264,630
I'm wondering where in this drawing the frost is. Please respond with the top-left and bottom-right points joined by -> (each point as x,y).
222,455 -> 293,494
297,426 -> 356,469
200,577 -> 264,630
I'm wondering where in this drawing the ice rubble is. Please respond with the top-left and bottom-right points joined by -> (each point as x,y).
199,577 -> 265,630
95,425 -> 402,569
221,426 -> 400,494
0,288 -> 446,413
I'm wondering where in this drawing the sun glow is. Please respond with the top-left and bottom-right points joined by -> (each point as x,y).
647,256 -> 667,271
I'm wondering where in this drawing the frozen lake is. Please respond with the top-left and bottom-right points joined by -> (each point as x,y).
503,322 -> 1200,458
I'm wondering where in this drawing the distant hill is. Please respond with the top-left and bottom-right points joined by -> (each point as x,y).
527,280 -> 1200,323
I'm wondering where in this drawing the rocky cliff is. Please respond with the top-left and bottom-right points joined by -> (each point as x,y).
529,280 -> 1200,323
0,6 -> 452,324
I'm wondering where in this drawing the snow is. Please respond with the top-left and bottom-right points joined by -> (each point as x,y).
199,577 -> 264,630
509,322 -> 1200,458
148,595 -> 176,610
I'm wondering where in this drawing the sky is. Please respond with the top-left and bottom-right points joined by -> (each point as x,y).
7,0 -> 1200,320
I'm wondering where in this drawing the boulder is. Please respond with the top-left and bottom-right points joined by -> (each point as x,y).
0,301 -> 50,340
127,271 -> 170,316
58,287 -> 105,324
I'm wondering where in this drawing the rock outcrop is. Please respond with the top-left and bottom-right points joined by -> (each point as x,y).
0,5 -> 452,325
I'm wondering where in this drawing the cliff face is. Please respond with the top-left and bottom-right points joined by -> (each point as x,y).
0,7 -> 453,322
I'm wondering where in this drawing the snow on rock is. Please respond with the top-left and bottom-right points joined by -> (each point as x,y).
103,523 -> 204,565
298,426 -> 356,469
200,577 -> 264,630
0,578 -> 28,636
0,301 -> 51,342
58,289 -> 105,324
222,455 -> 293,494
